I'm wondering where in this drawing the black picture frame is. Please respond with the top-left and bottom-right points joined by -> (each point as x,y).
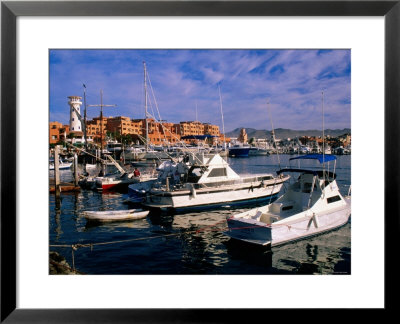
1,0 -> 398,322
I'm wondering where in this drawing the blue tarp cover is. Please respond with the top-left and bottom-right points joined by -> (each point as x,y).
289,154 -> 336,163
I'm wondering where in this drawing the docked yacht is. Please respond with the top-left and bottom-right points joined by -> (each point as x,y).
49,158 -> 72,170
224,154 -> 351,247
140,152 -> 290,211
228,144 -> 250,157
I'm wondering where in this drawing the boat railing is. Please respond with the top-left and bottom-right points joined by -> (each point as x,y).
178,175 -> 275,190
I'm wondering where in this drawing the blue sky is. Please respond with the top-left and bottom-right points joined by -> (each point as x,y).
49,49 -> 351,132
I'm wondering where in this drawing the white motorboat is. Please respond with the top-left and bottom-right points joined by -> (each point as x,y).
83,208 -> 149,222
248,147 -> 270,156
124,146 -> 147,161
224,154 -> 351,247
140,152 -> 290,211
85,163 -> 97,170
78,154 -> 139,192
95,172 -> 140,191
49,159 -> 72,170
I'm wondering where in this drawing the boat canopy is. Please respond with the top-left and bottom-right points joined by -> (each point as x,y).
181,135 -> 217,140
277,168 -> 336,179
289,154 -> 336,163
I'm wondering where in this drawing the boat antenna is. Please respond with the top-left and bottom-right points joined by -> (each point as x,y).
267,99 -> 281,170
195,100 -> 199,142
143,61 -> 149,152
83,84 -> 88,153
218,84 -> 226,152
87,90 -> 116,154
322,90 -> 325,182
195,100 -> 198,122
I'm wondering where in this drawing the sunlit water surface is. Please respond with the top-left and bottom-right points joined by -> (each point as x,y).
49,154 -> 351,275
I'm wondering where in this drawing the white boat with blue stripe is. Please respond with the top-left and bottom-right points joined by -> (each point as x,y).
141,152 -> 290,211
224,154 -> 351,247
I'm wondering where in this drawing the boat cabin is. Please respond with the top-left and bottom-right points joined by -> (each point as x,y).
273,166 -> 344,218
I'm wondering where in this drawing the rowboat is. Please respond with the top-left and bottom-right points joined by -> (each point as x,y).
83,208 -> 149,222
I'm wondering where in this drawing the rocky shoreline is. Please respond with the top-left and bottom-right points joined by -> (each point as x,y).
49,251 -> 82,275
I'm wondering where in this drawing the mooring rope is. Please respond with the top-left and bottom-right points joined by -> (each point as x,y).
50,218 -> 230,272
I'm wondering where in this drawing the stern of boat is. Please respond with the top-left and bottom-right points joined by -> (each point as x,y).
224,217 -> 272,246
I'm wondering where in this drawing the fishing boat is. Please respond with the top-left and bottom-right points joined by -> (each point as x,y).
95,172 -> 140,191
124,146 -> 146,161
228,144 -> 250,157
49,159 -> 73,170
83,208 -> 149,222
78,154 -> 139,191
224,154 -> 351,247
141,152 -> 290,211
85,163 -> 97,170
248,147 -> 270,156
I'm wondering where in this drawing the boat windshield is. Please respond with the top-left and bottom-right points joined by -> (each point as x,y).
187,166 -> 204,183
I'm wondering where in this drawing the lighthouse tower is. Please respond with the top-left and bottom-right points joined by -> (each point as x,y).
68,96 -> 83,132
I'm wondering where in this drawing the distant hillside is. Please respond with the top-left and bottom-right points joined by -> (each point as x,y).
225,128 -> 351,139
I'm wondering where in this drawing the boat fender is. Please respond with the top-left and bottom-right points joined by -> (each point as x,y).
190,184 -> 197,198
312,213 -> 319,228
249,185 -> 254,192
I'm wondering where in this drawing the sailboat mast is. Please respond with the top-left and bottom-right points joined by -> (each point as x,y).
100,90 -> 104,153
218,85 -> 226,151
195,100 -> 199,136
322,91 -> 325,180
268,100 -> 281,170
144,61 -> 149,151
83,84 -> 88,152
87,90 -> 116,156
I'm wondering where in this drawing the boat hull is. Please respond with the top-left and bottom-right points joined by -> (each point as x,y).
225,217 -> 272,245
225,201 -> 351,247
96,177 -> 139,192
144,182 -> 283,211
228,148 -> 250,157
84,209 -> 149,221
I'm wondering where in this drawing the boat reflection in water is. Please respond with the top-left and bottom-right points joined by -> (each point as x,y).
49,154 -> 351,274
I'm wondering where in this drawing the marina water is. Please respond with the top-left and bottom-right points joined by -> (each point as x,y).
49,154 -> 351,275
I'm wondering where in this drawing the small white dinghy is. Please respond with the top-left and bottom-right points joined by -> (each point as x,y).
83,208 -> 149,222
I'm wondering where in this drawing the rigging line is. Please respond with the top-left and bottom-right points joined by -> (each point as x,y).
267,100 -> 281,170
218,84 -> 226,151
65,142 -> 107,163
145,68 -> 170,146
322,91 -> 325,183
146,69 -> 163,124
135,106 -> 205,166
